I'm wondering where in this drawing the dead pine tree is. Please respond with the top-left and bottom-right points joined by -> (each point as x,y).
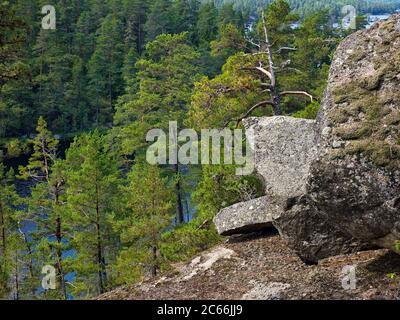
231,5 -> 313,126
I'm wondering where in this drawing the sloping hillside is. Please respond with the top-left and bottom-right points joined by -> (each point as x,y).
98,232 -> 400,300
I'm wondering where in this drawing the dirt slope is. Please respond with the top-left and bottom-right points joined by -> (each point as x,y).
98,232 -> 400,300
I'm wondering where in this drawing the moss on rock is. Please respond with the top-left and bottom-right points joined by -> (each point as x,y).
328,22 -> 400,169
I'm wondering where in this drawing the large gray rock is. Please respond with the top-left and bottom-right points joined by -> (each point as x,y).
306,15 -> 400,252
243,117 -> 369,263
243,116 -> 317,199
214,196 -> 274,236
214,15 -> 400,263
215,117 -> 316,239
267,15 -> 399,262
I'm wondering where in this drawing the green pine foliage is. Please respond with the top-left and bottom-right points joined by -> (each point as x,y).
114,163 -> 174,284
18,117 -> 69,299
64,130 -> 122,296
1,0 -> 395,299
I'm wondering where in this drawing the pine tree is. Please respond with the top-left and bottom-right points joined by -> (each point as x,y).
65,131 -> 122,296
19,117 -> 69,299
0,153 -> 20,299
123,0 -> 151,53
144,0 -> 174,42
217,3 -> 245,27
196,2 -> 219,48
0,1 -> 27,88
115,163 -> 173,283
0,1 -> 30,138
287,11 -> 338,114
170,0 -> 200,42
115,33 -> 201,225
189,0 -> 324,128
88,13 -> 126,126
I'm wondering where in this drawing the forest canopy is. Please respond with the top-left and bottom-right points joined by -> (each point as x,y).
0,0 -> 398,300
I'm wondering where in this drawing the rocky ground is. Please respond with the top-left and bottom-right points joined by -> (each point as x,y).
98,231 -> 400,300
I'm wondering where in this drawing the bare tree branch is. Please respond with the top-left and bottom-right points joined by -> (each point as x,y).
261,83 -> 273,89
241,66 -> 273,81
245,36 -> 261,49
243,52 -> 268,57
281,91 -> 313,102
279,67 -> 304,74
275,47 -> 297,53
230,100 -> 274,127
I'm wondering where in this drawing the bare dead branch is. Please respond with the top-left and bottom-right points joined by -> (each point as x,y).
245,36 -> 261,49
229,100 -> 274,127
240,67 -> 272,81
278,67 -> 304,74
196,219 -> 210,230
281,91 -> 313,102
261,83 -> 273,89
276,47 -> 297,53
243,52 -> 268,57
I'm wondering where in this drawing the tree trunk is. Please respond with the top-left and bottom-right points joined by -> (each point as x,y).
0,203 -> 6,260
20,228 -> 35,297
95,221 -> 105,294
55,215 -> 67,299
95,186 -> 107,294
54,187 -> 67,299
14,254 -> 19,300
175,164 -> 184,224
150,246 -> 157,278
261,8 -> 282,116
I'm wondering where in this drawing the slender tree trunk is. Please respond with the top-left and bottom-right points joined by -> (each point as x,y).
0,203 -> 6,259
261,8 -> 282,116
175,164 -> 184,224
14,254 -> 19,300
24,237 -> 35,297
55,189 -> 67,300
95,184 -> 107,294
41,140 -> 49,181
138,15 -> 142,54
151,246 -> 157,278
54,189 -> 67,299
95,220 -> 105,294
55,216 -> 67,299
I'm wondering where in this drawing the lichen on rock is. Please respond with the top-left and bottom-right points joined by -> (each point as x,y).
215,14 -> 400,264
309,14 -> 400,254
328,20 -> 400,168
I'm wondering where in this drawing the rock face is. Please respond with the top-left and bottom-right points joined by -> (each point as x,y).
215,15 -> 400,263
214,196 -> 274,236
243,118 -> 369,263
242,281 -> 291,300
306,15 -> 400,252
214,116 -> 316,238
243,117 -> 317,199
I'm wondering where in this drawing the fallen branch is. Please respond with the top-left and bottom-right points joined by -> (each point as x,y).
196,219 -> 210,230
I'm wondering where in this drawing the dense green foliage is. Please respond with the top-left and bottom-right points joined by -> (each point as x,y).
217,0 -> 400,16
0,0 -> 398,300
